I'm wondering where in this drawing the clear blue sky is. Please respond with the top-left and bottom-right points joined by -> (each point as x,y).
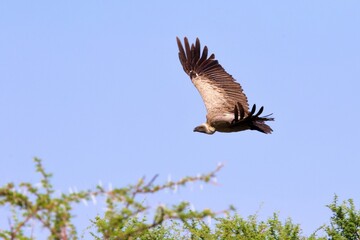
1,0 -> 360,237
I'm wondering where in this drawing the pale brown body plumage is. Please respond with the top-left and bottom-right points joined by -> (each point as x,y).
176,37 -> 274,134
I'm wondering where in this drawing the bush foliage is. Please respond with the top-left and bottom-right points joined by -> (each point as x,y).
1,158 -> 359,239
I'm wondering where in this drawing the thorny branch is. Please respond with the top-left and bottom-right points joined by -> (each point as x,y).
0,158 -> 226,240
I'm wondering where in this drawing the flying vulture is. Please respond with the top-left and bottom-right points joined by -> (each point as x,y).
176,37 -> 274,134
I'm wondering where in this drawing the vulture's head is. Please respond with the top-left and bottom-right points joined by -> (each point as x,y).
193,123 -> 216,135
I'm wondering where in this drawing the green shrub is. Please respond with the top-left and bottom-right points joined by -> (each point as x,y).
1,158 -> 359,239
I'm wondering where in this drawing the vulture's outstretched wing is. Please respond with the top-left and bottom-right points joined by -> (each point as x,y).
176,37 -> 249,117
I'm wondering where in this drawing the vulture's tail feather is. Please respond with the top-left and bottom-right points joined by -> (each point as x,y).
251,115 -> 274,134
